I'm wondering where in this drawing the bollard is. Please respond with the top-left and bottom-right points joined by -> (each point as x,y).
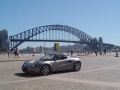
115,52 -> 118,57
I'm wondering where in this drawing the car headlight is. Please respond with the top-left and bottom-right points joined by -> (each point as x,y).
31,63 -> 37,68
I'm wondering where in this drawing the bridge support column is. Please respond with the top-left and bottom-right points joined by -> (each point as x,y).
99,37 -> 103,51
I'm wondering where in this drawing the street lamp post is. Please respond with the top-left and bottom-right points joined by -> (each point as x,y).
106,45 -> 108,53
44,42 -> 46,55
97,45 -> 99,52
114,46 -> 116,50
7,39 -> 10,57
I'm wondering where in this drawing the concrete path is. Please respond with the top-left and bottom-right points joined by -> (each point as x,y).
0,52 -> 120,90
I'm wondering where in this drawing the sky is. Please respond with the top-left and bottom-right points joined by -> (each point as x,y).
0,0 -> 120,49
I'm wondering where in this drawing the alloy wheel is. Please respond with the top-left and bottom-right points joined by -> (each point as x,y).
74,62 -> 81,71
41,65 -> 50,75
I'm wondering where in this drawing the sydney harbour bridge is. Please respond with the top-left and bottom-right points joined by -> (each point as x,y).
9,24 -> 116,51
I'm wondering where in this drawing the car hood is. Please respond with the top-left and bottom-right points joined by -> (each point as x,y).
24,60 -> 37,64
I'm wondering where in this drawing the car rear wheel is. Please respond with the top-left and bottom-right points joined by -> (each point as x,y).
73,62 -> 81,71
40,65 -> 51,76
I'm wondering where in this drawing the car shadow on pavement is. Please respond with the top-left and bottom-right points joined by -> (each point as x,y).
14,70 -> 72,77
51,70 -> 72,75
14,73 -> 40,77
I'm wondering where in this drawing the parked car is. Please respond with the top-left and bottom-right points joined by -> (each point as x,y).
22,52 -> 81,76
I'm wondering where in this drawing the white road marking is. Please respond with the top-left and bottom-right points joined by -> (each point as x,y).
112,68 -> 120,70
19,59 -> 28,60
0,77 -> 43,85
82,65 -> 120,73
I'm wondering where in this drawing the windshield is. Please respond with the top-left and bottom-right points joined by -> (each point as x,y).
38,54 -> 55,61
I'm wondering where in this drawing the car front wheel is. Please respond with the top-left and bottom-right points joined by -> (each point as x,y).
40,65 -> 51,76
73,62 -> 81,71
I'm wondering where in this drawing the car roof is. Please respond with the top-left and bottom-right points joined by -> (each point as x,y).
47,52 -> 66,56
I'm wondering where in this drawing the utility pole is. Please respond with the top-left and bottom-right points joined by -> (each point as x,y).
68,43 -> 69,55
44,42 -> 46,55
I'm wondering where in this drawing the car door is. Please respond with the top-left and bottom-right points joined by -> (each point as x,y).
53,55 -> 72,71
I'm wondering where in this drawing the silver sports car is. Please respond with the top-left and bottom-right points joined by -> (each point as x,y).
22,52 -> 81,76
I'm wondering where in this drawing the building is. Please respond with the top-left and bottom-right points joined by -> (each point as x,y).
0,30 -> 8,49
36,47 -> 39,52
39,46 -> 43,53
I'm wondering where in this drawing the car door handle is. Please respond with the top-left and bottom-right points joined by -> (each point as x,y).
68,61 -> 72,63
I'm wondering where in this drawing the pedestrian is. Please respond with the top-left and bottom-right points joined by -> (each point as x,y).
70,49 -> 73,56
77,50 -> 79,56
99,51 -> 102,56
103,48 -> 106,55
33,48 -> 36,56
14,48 -> 19,58
44,49 -> 46,55
17,49 -> 20,57
94,50 -> 97,56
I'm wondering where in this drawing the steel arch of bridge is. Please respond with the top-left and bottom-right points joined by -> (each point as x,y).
9,24 -> 96,51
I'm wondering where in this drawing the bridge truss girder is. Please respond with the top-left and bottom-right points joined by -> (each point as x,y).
9,24 -> 97,51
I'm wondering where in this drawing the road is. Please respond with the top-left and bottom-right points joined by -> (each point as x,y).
0,53 -> 120,90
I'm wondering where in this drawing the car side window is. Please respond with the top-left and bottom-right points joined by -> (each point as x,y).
56,55 -> 62,60
56,55 -> 67,60
42,55 -> 54,61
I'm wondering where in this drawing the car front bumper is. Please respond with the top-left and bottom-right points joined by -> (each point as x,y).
22,64 -> 40,73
